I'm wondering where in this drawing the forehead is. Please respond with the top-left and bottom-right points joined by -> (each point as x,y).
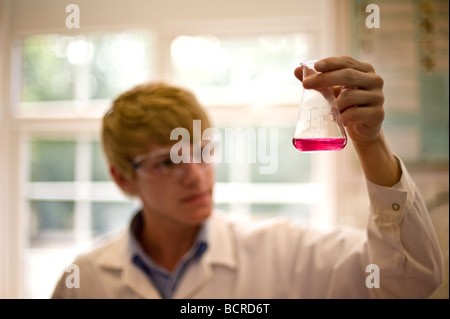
148,143 -> 174,152
145,140 -> 211,156
142,144 -> 175,158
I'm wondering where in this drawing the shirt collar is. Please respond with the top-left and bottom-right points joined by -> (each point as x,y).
127,211 -> 209,270
94,210 -> 236,271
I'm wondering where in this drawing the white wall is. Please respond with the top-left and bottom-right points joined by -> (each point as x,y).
11,0 -> 323,31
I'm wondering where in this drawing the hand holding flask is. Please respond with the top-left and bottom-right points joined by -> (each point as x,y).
293,60 -> 347,152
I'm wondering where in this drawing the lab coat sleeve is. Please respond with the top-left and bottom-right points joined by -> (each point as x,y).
362,158 -> 444,298
287,158 -> 444,298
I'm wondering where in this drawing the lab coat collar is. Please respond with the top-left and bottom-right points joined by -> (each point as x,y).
94,211 -> 237,298
92,230 -> 161,298
203,211 -> 237,269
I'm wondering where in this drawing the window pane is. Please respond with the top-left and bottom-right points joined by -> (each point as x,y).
251,203 -> 311,223
22,34 -> 75,101
213,128 -> 230,182
91,202 -> 135,237
251,127 -> 311,183
171,33 -> 309,87
91,141 -> 111,182
30,140 -> 75,182
29,200 -> 75,247
88,31 -> 154,100
170,32 -> 312,106
20,30 -> 154,111
214,203 -> 229,212
214,162 -> 229,182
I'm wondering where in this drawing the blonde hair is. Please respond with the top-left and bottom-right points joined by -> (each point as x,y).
101,82 -> 212,181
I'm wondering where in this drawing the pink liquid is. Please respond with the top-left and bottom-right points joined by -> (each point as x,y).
293,137 -> 346,152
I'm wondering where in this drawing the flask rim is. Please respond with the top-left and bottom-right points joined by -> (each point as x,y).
300,59 -> 319,67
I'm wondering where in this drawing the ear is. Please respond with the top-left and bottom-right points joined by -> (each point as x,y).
109,165 -> 138,195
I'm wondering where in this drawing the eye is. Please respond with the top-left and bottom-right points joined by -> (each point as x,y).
131,161 -> 142,169
153,157 -> 177,170
160,159 -> 175,167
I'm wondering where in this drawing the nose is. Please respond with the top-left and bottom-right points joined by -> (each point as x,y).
179,162 -> 206,187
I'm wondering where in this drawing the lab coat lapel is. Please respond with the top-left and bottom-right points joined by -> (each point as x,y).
172,212 -> 237,298
172,256 -> 214,298
122,256 -> 162,298
96,230 -> 162,298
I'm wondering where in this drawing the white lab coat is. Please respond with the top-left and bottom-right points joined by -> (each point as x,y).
52,160 -> 444,299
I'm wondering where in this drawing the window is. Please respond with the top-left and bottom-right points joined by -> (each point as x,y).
170,32 -> 313,106
169,32 -> 322,223
18,30 -> 155,117
27,138 -> 137,246
18,29 -> 154,298
4,3 -> 338,298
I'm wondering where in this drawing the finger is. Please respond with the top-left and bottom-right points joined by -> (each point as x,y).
336,88 -> 384,112
315,56 -> 375,74
294,66 -> 303,81
303,69 -> 383,90
341,103 -> 385,128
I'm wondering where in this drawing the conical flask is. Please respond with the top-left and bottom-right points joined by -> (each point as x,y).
293,59 -> 347,152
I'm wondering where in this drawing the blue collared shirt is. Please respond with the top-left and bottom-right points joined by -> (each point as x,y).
128,212 -> 208,299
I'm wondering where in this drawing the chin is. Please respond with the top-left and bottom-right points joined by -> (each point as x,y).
187,204 -> 213,225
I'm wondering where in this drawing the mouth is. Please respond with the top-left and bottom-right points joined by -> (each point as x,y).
181,190 -> 212,204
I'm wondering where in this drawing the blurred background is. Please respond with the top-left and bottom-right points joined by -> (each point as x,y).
0,0 -> 448,298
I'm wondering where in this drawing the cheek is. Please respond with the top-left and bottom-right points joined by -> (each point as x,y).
136,182 -> 174,207
206,170 -> 215,187
208,168 -> 216,185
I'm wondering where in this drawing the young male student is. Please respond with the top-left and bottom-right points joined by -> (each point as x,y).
52,56 -> 443,299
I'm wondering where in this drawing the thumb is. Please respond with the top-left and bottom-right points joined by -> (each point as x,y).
294,66 -> 303,81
